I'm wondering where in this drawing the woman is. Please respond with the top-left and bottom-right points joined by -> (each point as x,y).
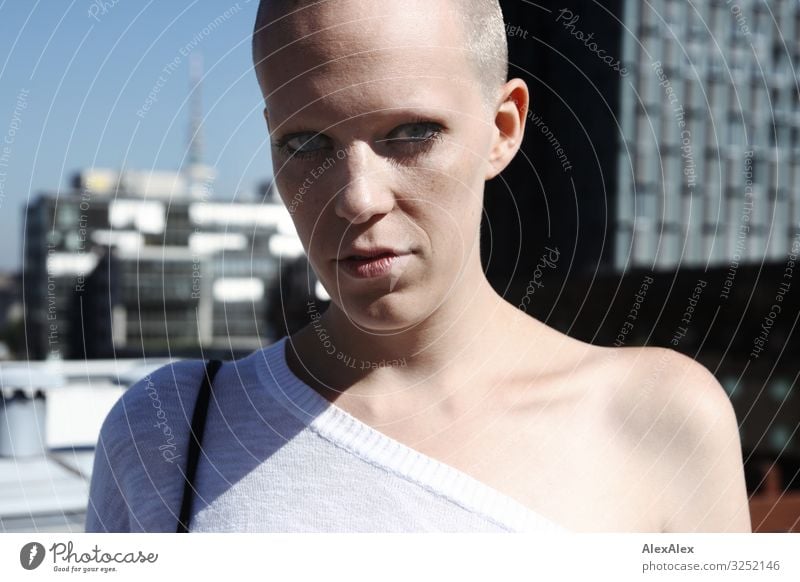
86,0 -> 751,533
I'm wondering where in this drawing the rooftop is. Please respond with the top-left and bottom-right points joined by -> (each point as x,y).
0,358 -> 173,532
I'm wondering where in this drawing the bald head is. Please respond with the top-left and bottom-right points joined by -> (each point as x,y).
252,0 -> 509,109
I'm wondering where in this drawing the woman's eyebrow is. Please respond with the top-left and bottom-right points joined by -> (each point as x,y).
275,106 -> 451,132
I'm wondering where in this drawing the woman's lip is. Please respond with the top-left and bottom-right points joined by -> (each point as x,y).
336,253 -> 412,279
348,251 -> 397,260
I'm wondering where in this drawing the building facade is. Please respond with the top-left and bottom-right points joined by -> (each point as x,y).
23,170 -> 304,359
616,0 -> 800,270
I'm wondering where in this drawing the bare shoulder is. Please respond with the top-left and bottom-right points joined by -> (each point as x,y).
594,345 -> 752,532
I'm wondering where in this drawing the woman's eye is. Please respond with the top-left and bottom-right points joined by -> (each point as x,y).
385,122 -> 442,143
274,133 -> 331,157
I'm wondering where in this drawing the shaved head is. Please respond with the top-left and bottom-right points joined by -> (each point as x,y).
252,0 -> 509,109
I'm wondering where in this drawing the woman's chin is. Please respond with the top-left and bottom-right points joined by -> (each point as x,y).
331,293 -> 432,332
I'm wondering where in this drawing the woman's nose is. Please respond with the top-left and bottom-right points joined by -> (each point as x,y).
333,142 -> 395,224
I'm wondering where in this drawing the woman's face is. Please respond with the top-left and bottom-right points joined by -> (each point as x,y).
260,1 -> 498,331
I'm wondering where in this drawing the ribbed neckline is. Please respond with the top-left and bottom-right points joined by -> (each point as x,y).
253,336 -> 569,533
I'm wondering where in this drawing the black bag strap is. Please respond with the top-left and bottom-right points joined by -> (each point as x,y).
176,358 -> 223,533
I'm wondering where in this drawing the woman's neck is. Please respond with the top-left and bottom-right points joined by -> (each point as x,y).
285,275 -> 533,406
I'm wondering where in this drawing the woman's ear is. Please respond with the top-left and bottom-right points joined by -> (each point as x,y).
485,79 -> 529,181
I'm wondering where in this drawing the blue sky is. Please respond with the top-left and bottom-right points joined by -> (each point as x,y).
0,0 -> 271,271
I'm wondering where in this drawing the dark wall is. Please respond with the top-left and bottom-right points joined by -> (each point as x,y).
484,0 -> 625,294
70,249 -> 119,360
